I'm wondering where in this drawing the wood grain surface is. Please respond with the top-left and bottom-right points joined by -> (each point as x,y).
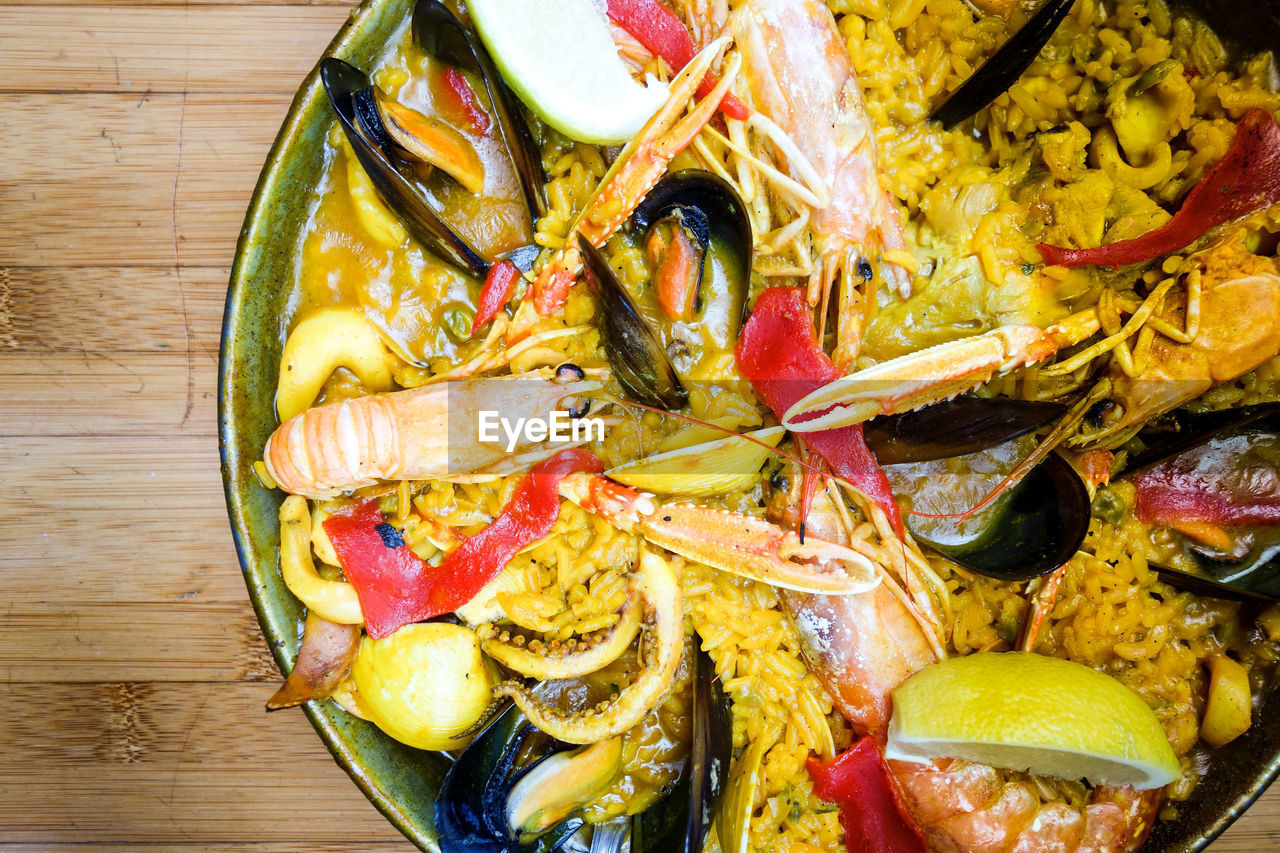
0,2 -> 1276,851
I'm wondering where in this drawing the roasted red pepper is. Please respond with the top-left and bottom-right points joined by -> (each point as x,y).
737,287 -> 904,536
807,739 -> 928,853
605,0 -> 750,121
472,259 -> 521,334
437,66 -> 491,136
1133,432 -> 1280,526
1038,109 -> 1280,269
324,448 -> 603,639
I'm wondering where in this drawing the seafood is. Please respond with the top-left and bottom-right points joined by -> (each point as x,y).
1072,237 -> 1280,448
783,237 -> 1280,448
767,476 -> 1161,852
262,373 -> 600,499
557,471 -> 880,595
476,576 -> 645,679
730,0 -> 912,368
525,37 -> 740,319
435,642 -> 730,852
492,547 -> 684,744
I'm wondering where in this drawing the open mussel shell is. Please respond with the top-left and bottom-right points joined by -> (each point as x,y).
412,0 -> 546,221
434,702 -> 584,853
930,0 -> 1076,128
435,644 -> 732,853
630,644 -> 732,853
902,451 -> 1091,582
1119,403 -> 1280,477
1115,403 -> 1280,601
632,170 -> 753,319
634,170 -> 752,250
578,234 -> 688,410
864,397 -> 1068,465
1150,564 -> 1279,603
320,57 -> 489,278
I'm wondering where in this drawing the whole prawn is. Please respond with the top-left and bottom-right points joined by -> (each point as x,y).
729,0 -> 912,369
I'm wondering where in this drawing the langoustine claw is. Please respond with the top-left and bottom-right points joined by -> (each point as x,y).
557,471 -> 881,595
525,37 -> 740,320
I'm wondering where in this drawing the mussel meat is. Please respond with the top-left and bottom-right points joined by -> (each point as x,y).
871,397 -> 1091,581
411,0 -> 546,221
632,170 -> 753,325
581,170 -> 753,410
321,56 -> 489,277
434,644 -> 731,853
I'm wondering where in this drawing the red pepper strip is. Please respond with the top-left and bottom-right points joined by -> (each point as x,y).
324,449 -> 604,639
1038,108 -> 1280,268
1133,433 -> 1280,526
605,0 -> 750,121
437,66 -> 491,136
472,259 -> 521,334
737,287 -> 904,537
807,739 -> 928,853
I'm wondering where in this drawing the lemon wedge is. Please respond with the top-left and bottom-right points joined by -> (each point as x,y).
606,426 -> 785,497
467,0 -> 668,144
886,652 -> 1181,790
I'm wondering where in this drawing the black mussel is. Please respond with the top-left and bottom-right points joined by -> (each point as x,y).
880,408 -> 1091,581
929,0 -> 1077,129
320,57 -> 489,278
1119,403 -> 1280,477
864,397 -> 1088,580
435,645 -> 732,853
412,0 -> 546,221
905,451 -> 1090,581
630,644 -> 732,853
1150,564 -> 1278,602
632,170 -> 753,324
369,89 -> 486,194
579,234 -> 688,410
435,702 -> 587,853
864,396 -> 1068,464
1110,404 -> 1280,601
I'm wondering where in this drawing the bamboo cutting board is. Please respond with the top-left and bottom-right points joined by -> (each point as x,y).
0,2 -> 1276,850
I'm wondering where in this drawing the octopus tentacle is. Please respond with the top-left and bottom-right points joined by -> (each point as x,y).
476,578 -> 644,680
493,547 -> 683,744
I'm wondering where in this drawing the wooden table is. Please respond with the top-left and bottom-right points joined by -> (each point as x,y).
0,2 -> 1276,850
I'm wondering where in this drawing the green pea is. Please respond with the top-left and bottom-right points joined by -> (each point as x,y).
441,303 -> 476,342
1091,486 -> 1128,526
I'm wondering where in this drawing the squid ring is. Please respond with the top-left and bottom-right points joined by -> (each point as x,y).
275,309 -> 394,421
278,495 -> 364,625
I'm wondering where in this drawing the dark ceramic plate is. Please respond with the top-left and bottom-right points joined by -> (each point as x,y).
218,0 -> 1280,849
